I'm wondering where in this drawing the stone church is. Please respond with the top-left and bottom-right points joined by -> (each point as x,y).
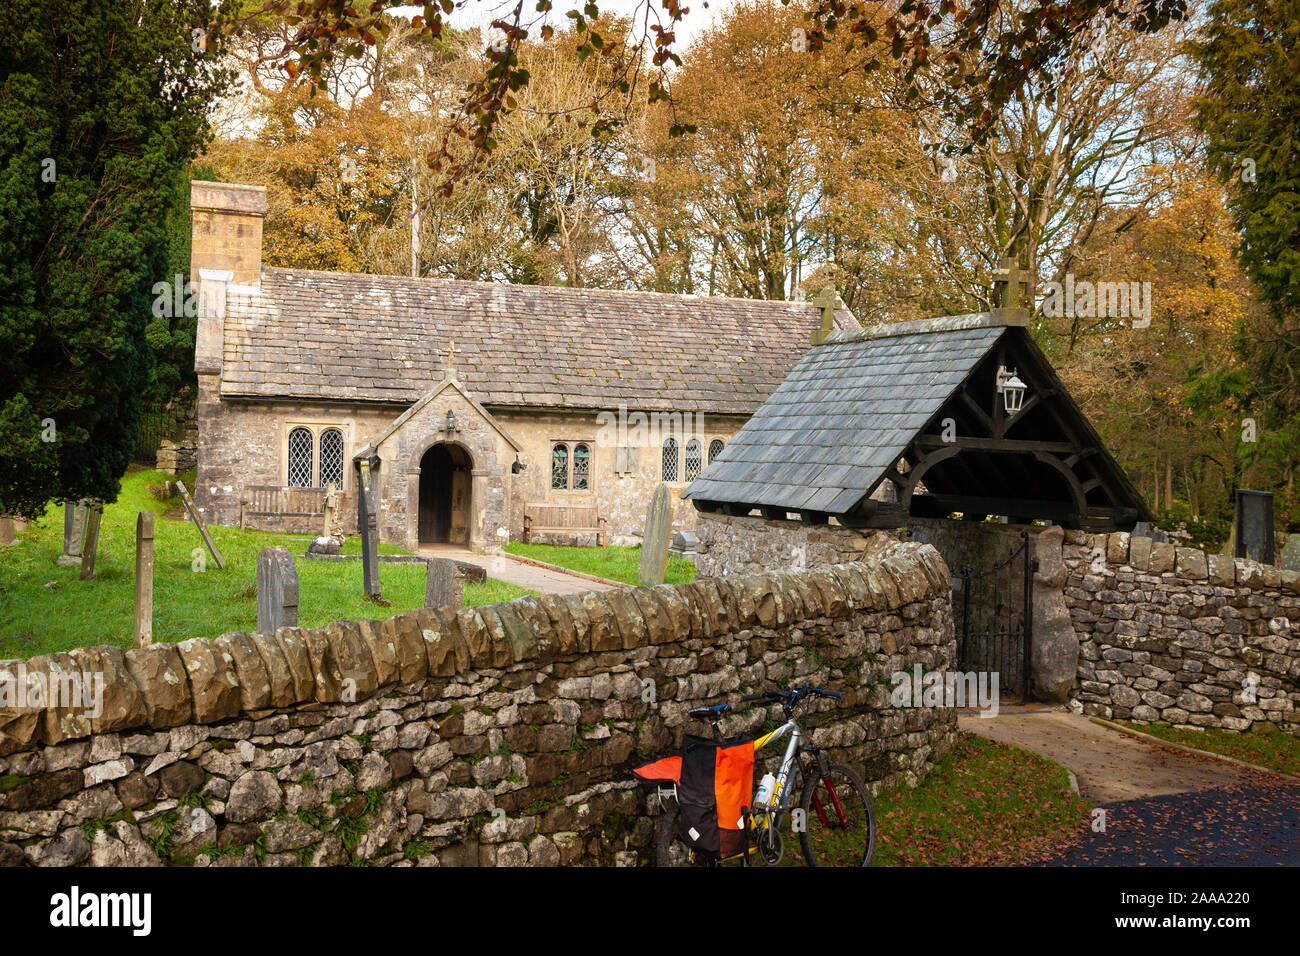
189,181 -> 859,552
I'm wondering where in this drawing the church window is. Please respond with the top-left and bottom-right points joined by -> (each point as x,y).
708,438 -> 725,463
684,439 -> 702,481
572,443 -> 590,490
319,429 -> 344,487
551,443 -> 569,490
288,428 -> 314,487
662,437 -> 679,482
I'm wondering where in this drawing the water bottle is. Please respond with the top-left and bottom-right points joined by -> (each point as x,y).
754,772 -> 776,808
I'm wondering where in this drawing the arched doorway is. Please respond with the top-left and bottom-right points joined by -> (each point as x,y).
418,443 -> 472,544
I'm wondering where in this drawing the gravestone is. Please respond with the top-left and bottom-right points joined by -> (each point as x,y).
425,558 -> 463,610
0,516 -> 13,546
57,500 -> 89,566
256,546 -> 299,633
356,460 -> 380,597
1234,489 -> 1275,565
1149,530 -> 1168,543
322,481 -> 340,538
1281,534 -> 1300,572
1131,521 -> 1152,539
668,530 -> 698,560
133,512 -> 154,647
79,501 -> 103,581
174,480 -> 225,570
637,482 -> 674,586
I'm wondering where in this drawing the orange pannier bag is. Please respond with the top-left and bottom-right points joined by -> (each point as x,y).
676,733 -> 756,859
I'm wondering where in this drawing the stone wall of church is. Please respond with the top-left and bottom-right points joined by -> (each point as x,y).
493,410 -> 748,546
194,388 -> 400,537
195,395 -> 748,550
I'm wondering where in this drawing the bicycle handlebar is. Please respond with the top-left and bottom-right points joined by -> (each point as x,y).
739,685 -> 842,708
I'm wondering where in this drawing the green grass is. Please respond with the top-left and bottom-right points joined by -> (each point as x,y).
870,733 -> 1091,866
504,541 -> 696,585
0,467 -> 535,659
1120,720 -> 1300,776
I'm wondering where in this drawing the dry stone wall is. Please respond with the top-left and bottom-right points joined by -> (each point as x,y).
0,543 -> 955,867
1063,530 -> 1300,734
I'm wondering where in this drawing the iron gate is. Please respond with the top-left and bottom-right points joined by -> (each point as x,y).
955,531 -> 1036,701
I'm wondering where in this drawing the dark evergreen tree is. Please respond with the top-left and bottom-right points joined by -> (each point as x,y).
1194,0 -> 1300,525
0,0 -> 230,518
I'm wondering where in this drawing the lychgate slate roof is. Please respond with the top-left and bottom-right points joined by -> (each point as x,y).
683,318 -> 1004,513
220,268 -> 858,413
683,309 -> 1151,530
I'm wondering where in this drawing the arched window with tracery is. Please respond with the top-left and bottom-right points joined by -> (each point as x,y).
684,439 -> 703,481
708,439 -> 725,463
551,443 -> 569,490
572,443 -> 590,490
319,428 -> 344,487
287,428 -> 314,487
662,437 -> 679,482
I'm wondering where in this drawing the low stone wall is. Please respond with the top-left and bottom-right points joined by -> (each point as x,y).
1063,530 -> 1300,734
0,542 -> 955,867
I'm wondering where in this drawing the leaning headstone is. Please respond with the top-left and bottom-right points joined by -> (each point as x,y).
425,558 -> 463,610
356,460 -> 381,597
1281,534 -> 1300,572
256,546 -> 299,633
79,501 -> 103,581
637,482 -> 674,586
0,516 -> 13,546
57,500 -> 89,566
133,512 -> 155,647
174,480 -> 225,570
1234,489 -> 1275,565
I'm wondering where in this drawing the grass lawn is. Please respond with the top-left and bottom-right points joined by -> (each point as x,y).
1120,720 -> 1300,776
0,467 -> 535,659
871,733 -> 1091,866
504,541 -> 696,586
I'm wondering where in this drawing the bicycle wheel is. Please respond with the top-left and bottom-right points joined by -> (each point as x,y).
655,802 -> 695,866
798,761 -> 876,867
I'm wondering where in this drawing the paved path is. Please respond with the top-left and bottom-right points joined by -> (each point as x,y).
962,707 -> 1300,865
418,545 -> 619,596
959,708 -> 1254,804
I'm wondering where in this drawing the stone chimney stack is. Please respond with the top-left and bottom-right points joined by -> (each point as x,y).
189,180 -> 267,285
190,181 -> 266,375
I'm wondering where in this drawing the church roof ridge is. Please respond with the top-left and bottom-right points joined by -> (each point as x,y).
261,265 -> 859,318
821,307 -> 1029,346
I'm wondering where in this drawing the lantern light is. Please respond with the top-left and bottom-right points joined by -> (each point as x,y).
997,367 -> 1028,415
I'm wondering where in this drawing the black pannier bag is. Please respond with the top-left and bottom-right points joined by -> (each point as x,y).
676,733 -> 756,859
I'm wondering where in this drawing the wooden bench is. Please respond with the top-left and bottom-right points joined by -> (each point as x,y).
523,503 -> 607,546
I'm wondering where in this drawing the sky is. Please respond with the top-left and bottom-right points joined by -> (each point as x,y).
392,0 -> 739,54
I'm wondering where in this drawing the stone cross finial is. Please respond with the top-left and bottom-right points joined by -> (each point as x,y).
446,340 -> 455,375
992,256 -> 1031,311
810,286 -> 838,346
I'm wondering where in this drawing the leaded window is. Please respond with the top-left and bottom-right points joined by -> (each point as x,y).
709,439 -> 725,463
551,443 -> 569,490
684,439 -> 702,481
662,437 -> 679,482
319,428 -> 344,487
572,443 -> 590,490
288,428 -> 314,487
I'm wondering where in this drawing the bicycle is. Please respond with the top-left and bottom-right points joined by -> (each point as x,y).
639,685 -> 877,867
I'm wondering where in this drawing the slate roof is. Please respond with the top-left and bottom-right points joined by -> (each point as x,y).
681,312 -> 1017,514
220,268 -> 858,413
